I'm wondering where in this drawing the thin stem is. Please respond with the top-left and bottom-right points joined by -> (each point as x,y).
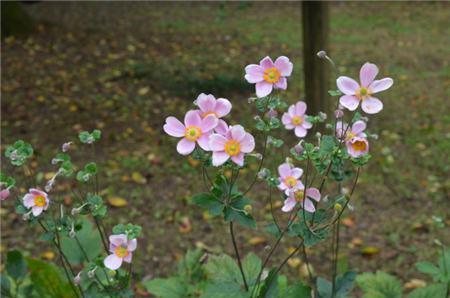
230,222 -> 249,291
302,244 -> 314,285
268,187 -> 280,232
74,235 -> 90,262
331,219 -> 341,298
94,217 -> 109,253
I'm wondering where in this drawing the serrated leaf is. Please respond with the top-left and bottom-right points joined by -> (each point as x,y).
242,253 -> 261,286
356,271 -> 403,298
191,192 -> 224,216
144,277 -> 186,298
408,283 -> 447,298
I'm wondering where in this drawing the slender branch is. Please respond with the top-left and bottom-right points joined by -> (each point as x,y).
331,219 -> 341,298
268,187 -> 280,232
229,222 -> 248,291
94,217 -> 109,253
302,244 -> 314,285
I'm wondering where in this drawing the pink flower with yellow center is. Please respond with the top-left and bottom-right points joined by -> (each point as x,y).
245,56 -> 293,98
194,93 -> 232,119
277,163 -> 304,195
346,136 -> 369,158
209,125 -> 255,166
337,62 -> 393,114
281,101 -> 312,137
163,110 -> 218,155
336,120 -> 367,142
282,187 -> 321,213
104,234 -> 137,270
23,188 -> 50,216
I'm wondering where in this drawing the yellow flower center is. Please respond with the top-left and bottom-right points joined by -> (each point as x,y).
352,140 -> 367,151
293,190 -> 305,203
34,195 -> 46,207
114,246 -> 129,258
291,115 -> 303,126
263,67 -> 281,84
202,111 -> 218,118
284,176 -> 297,188
224,140 -> 241,156
184,126 -> 202,142
345,131 -> 356,142
356,87 -> 371,100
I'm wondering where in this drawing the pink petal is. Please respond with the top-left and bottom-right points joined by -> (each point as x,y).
306,188 -> 321,202
302,121 -> 312,129
177,138 -> 196,155
215,98 -> 232,118
244,64 -> 264,83
259,56 -> 274,69
32,206 -> 43,216
104,254 -> 123,270
336,76 -> 359,95
184,110 -> 202,127
163,116 -> 185,137
284,123 -> 294,130
212,151 -> 230,166
295,101 -> 307,115
255,81 -> 273,98
197,134 -> 211,151
359,62 -> 379,87
278,180 -> 288,191
291,168 -> 303,179
214,119 -> 229,135
274,56 -> 293,76
288,105 -> 296,117
127,239 -> 137,252
302,199 -> 315,213
335,121 -> 348,138
200,115 -> 218,132
352,120 -> 366,134
361,97 -> 383,114
240,133 -> 255,153
294,126 -> 307,138
278,163 -> 291,178
339,95 -> 360,111
230,125 -> 246,142
123,253 -> 133,263
274,77 -> 287,90
281,113 -> 291,125
209,134 -> 228,151
0,189 -> 10,201
23,194 -> 35,208
281,198 -> 296,212
231,153 -> 245,166
196,94 -> 216,112
110,234 -> 128,246
109,243 -> 117,254
30,188 -> 46,196
369,78 -> 393,93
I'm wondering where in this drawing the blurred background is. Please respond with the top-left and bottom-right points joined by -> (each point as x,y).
1,1 -> 449,294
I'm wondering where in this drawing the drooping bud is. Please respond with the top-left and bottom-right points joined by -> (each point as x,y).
73,271 -> 82,285
62,142 -> 72,152
293,141 -> 304,154
266,109 -> 278,119
317,50 -> 327,59
87,267 -> 97,279
334,109 -> 344,119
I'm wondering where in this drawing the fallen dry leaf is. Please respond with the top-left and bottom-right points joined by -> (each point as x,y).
248,237 -> 266,246
107,196 -> 128,207
132,172 -> 147,184
404,279 -> 426,289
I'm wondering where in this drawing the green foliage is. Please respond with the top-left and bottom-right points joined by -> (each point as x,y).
76,162 -> 97,182
5,140 -> 33,166
356,271 -> 403,298
87,194 -> 107,218
408,284 -> 447,298
328,90 -> 343,97
0,173 -> 16,189
112,223 -> 142,239
26,258 -> 77,298
145,277 -> 187,298
6,250 -> 27,281
316,271 -> 356,298
192,192 -> 224,216
79,130 -> 101,144
52,153 -> 74,177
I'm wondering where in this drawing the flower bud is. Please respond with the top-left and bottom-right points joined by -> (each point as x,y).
51,158 -> 59,165
62,142 -> 72,152
316,50 -> 327,59
293,142 -> 304,154
325,123 -> 333,129
253,115 -> 262,121
22,211 -> 32,221
248,97 -> 257,103
45,180 -> 54,192
334,109 -> 344,119
257,169 -> 268,180
244,205 -> 252,214
253,153 -> 263,160
318,112 -> 327,121
69,229 -> 76,238
87,267 -> 97,279
10,150 -> 18,161
266,109 -> 278,119
73,272 -> 82,285
370,133 -> 379,140
71,208 -> 79,216
0,189 -> 11,201
361,116 -> 369,122
334,203 -> 343,213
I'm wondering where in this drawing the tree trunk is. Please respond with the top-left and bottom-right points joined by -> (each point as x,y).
302,2 -> 330,115
1,1 -> 34,38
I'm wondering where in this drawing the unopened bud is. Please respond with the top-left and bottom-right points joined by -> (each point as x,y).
334,109 -> 344,118
244,205 -> 252,214
248,97 -> 257,103
334,203 -> 343,213
254,115 -> 262,121
266,109 -> 278,119
87,267 -> 97,279
317,50 -> 327,59
71,208 -> 79,216
294,141 -> 304,154
360,116 -> 369,122
62,142 -> 72,152
370,133 -> 379,140
10,151 -> 18,161
252,153 -> 263,160
73,272 -> 82,285
51,158 -> 59,165
325,123 -> 333,129
22,211 -> 32,221
285,157 -> 294,167
45,180 -> 54,192
257,169 -> 269,180
318,112 -> 327,120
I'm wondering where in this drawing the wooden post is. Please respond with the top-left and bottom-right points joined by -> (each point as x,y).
302,2 -> 329,115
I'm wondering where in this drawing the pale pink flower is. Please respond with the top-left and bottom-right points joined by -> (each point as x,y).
282,187 -> 321,213
337,62 -> 393,114
1,189 -> 10,201
336,120 -> 367,142
214,119 -> 229,135
163,110 -> 218,155
346,136 -> 369,158
209,125 -> 255,166
194,93 -> 232,119
245,56 -> 293,98
104,234 -> 137,270
277,163 -> 304,195
281,101 -> 312,137
23,188 -> 49,216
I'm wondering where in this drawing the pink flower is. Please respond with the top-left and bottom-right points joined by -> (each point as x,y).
282,187 -> 321,213
281,101 -> 312,137
337,62 -> 393,114
214,119 -> 229,135
346,136 -> 369,157
245,56 -> 293,98
194,93 -> 232,119
1,189 -> 10,201
23,188 -> 50,216
277,163 -> 304,195
336,120 -> 367,142
209,125 -> 255,166
163,110 -> 218,155
104,234 -> 137,270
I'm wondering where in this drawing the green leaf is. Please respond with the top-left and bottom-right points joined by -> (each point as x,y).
92,129 -> 101,140
356,271 -> 403,298
204,254 -> 242,285
61,219 -> 102,265
415,262 -> 440,278
200,282 -> 247,298
265,222 -> 281,238
242,253 -> 261,286
259,268 -> 279,298
335,271 -> 357,297
6,250 -> 27,280
319,135 -> 338,157
279,282 -> 312,298
317,277 -> 332,298
328,90 -> 343,96
85,162 -> 97,174
144,277 -> 186,298
408,284 -> 447,298
224,207 -> 256,229
26,257 -> 77,298
438,248 -> 450,282
177,249 -> 205,283
191,193 -> 224,216
0,274 -> 12,297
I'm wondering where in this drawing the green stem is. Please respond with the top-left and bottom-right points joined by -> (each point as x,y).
230,221 -> 248,291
